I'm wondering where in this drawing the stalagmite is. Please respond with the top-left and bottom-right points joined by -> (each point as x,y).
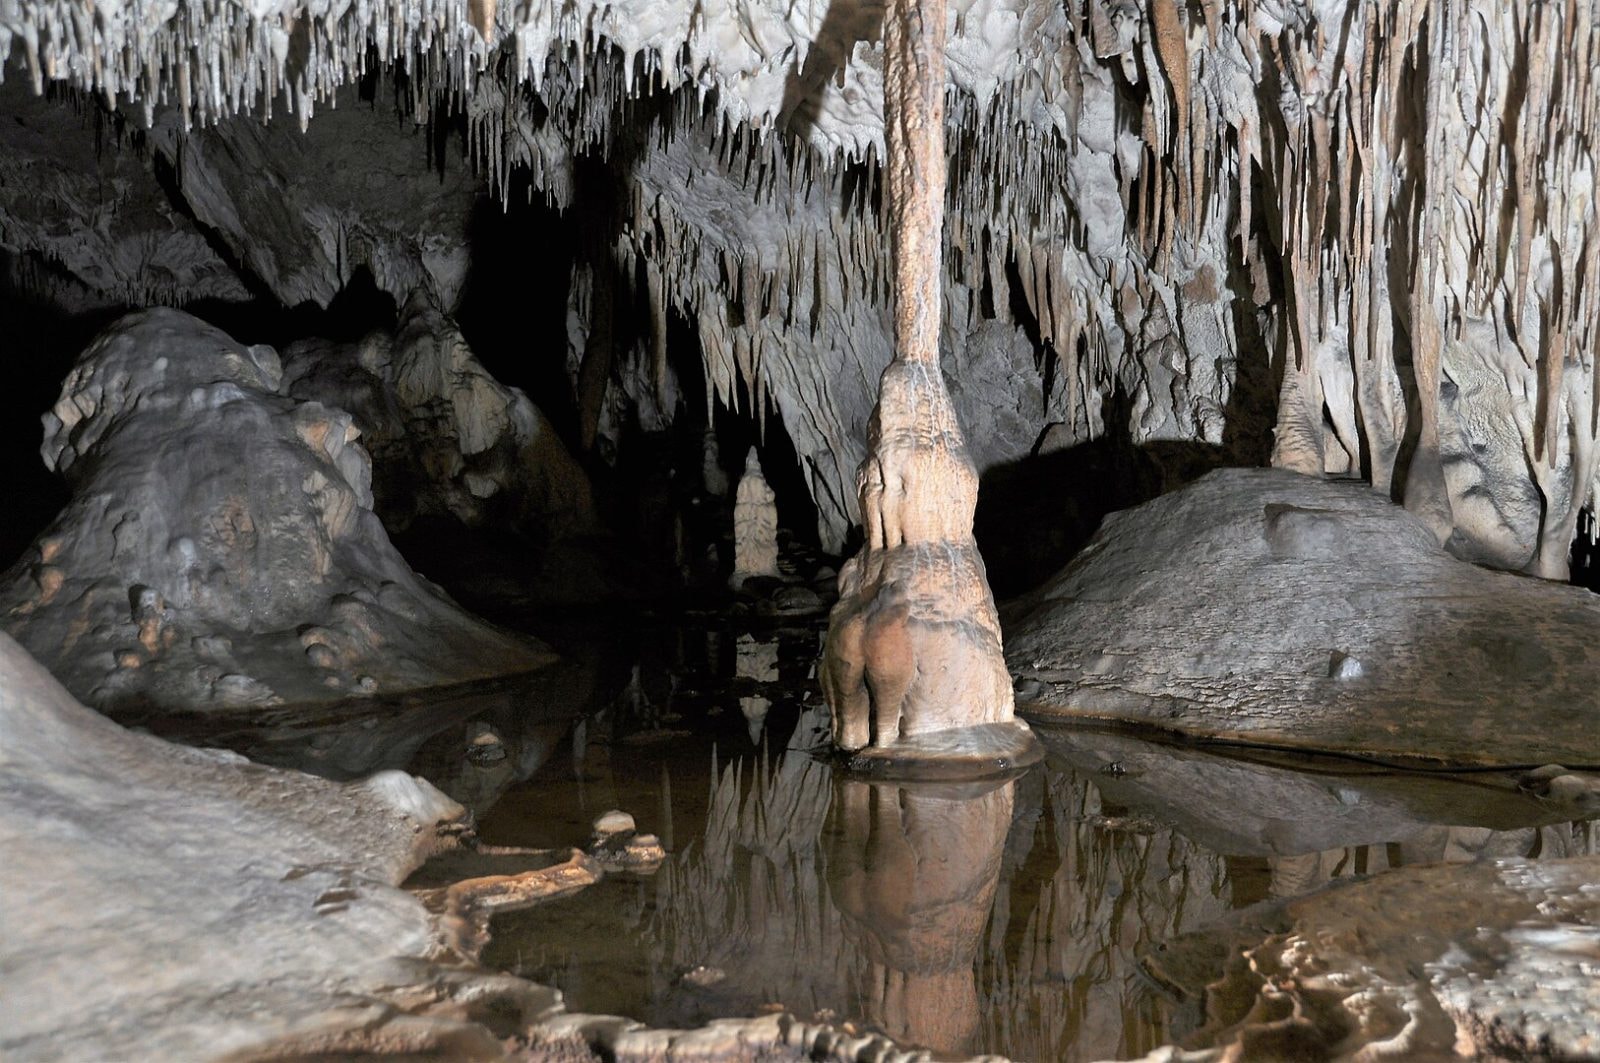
730,447 -> 779,588
819,0 -> 1039,776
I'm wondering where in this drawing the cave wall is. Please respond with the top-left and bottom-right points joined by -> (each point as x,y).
2,0 -> 1595,574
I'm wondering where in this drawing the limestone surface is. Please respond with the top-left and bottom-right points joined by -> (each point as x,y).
1,308 -> 550,711
6,2 -> 1596,570
731,446 -> 779,587
0,631 -> 485,1061
1007,468 -> 1600,765
1140,856 -> 1600,1060
282,295 -> 595,544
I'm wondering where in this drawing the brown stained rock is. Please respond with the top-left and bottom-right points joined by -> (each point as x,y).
820,0 -> 1035,771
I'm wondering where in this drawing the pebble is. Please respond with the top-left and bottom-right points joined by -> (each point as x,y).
593,809 -> 636,837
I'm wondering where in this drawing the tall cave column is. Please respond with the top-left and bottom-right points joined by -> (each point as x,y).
820,0 -> 1039,774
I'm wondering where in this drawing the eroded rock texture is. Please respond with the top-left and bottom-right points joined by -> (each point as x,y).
1007,468 -> 1600,764
0,308 -> 549,711
283,296 -> 595,544
1143,856 -> 1600,1060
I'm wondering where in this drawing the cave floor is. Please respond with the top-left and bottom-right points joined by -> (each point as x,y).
124,599 -> 1597,1062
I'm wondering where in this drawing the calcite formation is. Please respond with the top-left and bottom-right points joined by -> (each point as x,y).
3,1 -> 1595,575
819,0 -> 1036,775
730,447 -> 779,587
0,630 -> 482,1060
0,308 -> 550,711
1006,468 -> 1600,765
283,295 -> 594,544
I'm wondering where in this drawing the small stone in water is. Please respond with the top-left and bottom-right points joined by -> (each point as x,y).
594,809 -> 635,836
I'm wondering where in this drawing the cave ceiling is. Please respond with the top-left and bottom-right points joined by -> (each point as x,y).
0,0 -> 1595,573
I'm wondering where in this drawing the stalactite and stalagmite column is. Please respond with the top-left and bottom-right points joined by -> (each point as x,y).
820,0 -> 1039,777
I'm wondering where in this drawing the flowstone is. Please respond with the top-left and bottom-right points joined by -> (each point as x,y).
1139,856 -> 1600,1060
820,0 -> 1037,778
1,308 -> 550,711
282,295 -> 595,545
1007,468 -> 1600,765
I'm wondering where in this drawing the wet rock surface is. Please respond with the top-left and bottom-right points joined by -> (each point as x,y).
1142,856 -> 1600,1060
1007,468 -> 1600,765
1,308 -> 550,711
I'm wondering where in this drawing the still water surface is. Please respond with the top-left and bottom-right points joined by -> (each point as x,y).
134,616 -> 1597,1061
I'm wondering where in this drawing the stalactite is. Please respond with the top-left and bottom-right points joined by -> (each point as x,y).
2,0 -> 1595,575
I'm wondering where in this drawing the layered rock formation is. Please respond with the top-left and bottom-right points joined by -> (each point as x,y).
1006,468 -> 1600,764
1,308 -> 549,711
4,0 -> 1594,576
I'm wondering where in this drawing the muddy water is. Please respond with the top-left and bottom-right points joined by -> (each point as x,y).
141,616 -> 1597,1062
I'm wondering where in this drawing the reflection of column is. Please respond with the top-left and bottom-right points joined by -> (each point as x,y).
826,777 -> 1014,1056
736,633 -> 779,743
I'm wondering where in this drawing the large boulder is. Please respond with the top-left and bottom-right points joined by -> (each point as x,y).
1,308 -> 550,711
1006,468 -> 1600,765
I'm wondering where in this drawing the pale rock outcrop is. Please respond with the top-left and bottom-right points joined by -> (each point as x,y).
0,631 -> 491,1060
283,296 -> 595,544
1,308 -> 550,711
1007,468 -> 1600,765
730,446 -> 779,587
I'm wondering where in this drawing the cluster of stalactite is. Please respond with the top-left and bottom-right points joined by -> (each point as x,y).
4,0 -> 1595,573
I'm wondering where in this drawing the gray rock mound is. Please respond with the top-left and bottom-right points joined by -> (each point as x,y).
1006,468 -> 1600,765
1,308 -> 551,711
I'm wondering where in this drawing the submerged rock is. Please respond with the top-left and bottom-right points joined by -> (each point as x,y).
1,309 -> 551,711
1007,468 -> 1600,765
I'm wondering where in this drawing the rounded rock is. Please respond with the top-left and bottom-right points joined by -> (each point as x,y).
593,809 -> 636,837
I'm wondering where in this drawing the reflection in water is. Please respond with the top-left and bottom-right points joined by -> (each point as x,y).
119,654 -> 608,817
828,776 -> 1013,1055
141,616 -> 1595,1057
479,626 -> 1597,1061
